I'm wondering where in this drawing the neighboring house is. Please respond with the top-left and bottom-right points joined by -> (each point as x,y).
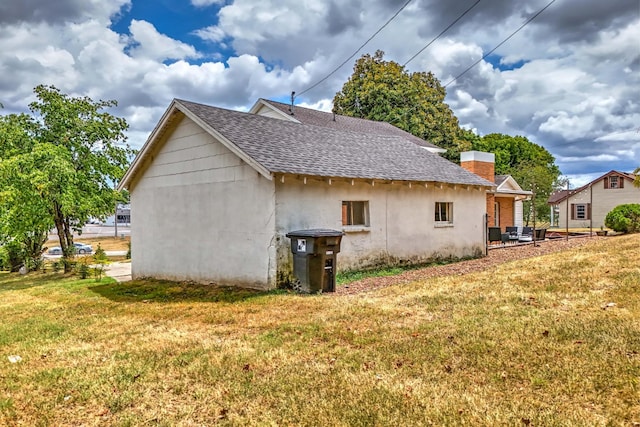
118,99 -> 494,290
548,171 -> 639,229
460,151 -> 532,231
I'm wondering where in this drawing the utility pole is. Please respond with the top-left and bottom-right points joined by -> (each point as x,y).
565,180 -> 569,241
532,184 -> 537,246
589,183 -> 593,237
114,180 -> 118,238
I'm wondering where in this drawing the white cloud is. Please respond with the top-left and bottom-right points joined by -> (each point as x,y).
193,25 -> 226,43
0,0 -> 636,181
127,20 -> 200,61
190,0 -> 225,7
298,99 -> 333,112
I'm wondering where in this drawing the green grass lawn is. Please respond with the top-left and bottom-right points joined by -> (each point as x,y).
1,235 -> 639,426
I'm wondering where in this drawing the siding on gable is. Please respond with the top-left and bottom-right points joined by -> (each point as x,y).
253,104 -> 294,121
130,114 -> 277,289
136,115 -> 253,189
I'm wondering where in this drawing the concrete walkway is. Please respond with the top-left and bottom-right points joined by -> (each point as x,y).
105,262 -> 132,282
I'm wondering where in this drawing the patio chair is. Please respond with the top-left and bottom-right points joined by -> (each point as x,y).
519,226 -> 533,242
535,228 -> 547,241
506,226 -> 519,243
488,227 -> 505,245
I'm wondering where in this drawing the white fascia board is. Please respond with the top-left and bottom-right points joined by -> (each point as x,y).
424,146 -> 447,154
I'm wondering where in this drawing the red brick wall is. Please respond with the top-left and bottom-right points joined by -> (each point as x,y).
461,160 -> 495,183
495,196 -> 514,229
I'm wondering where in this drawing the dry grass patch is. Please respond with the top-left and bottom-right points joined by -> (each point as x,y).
1,235 -> 639,426
46,236 -> 130,252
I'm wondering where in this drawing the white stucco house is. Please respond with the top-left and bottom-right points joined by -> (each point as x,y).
118,99 -> 494,289
548,170 -> 639,228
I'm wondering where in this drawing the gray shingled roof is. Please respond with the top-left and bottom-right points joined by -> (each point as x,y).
176,99 -> 494,187
495,175 -> 508,186
261,99 -> 442,150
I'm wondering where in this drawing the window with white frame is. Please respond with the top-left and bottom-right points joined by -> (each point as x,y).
342,201 -> 369,226
609,176 -> 619,188
435,202 -> 453,224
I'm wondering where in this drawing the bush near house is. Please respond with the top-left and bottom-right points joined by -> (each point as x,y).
605,203 -> 640,233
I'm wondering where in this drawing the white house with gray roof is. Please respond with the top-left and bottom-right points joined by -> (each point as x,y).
119,99 -> 494,290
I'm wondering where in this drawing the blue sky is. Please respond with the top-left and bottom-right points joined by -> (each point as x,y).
0,0 -> 638,188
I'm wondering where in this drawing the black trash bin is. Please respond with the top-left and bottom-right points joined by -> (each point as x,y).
286,229 -> 344,293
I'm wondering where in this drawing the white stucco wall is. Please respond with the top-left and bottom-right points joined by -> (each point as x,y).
274,177 -> 487,277
557,179 -> 640,228
130,114 -> 277,289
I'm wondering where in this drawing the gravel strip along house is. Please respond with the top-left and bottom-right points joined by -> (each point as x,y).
118,99 -> 494,289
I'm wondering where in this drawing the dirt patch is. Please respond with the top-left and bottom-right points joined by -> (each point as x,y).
336,236 -> 602,295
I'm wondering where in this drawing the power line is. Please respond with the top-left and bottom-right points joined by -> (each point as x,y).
295,0 -> 414,99
443,0 -> 557,88
402,0 -> 481,67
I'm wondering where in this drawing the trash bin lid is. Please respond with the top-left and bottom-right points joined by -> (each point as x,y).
286,228 -> 344,238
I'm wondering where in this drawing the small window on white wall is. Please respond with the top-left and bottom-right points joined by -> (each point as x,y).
435,202 -> 453,224
342,201 -> 369,226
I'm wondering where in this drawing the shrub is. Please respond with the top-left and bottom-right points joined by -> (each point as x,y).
93,244 -> 107,262
605,204 -> 640,233
92,244 -> 108,281
52,260 -> 63,273
0,246 -> 7,271
4,241 -> 24,272
76,258 -> 90,279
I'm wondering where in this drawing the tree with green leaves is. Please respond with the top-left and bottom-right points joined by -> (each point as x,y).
0,112 -> 52,270
0,85 -> 134,271
472,133 -> 562,223
333,50 -> 470,161
634,167 -> 640,188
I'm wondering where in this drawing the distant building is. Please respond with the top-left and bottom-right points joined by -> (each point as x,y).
103,204 -> 131,226
547,171 -> 639,228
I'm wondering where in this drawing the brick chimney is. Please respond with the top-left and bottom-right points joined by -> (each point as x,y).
460,151 -> 495,183
461,151 -> 496,227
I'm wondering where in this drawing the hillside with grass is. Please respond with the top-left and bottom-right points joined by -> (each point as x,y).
1,235 -> 638,425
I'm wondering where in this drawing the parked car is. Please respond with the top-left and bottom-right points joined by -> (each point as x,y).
74,242 -> 93,254
47,246 -> 63,255
47,242 -> 93,255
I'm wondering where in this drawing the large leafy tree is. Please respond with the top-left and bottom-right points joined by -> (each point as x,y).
0,85 -> 133,271
0,113 -> 51,269
333,50 -> 469,161
473,133 -> 562,223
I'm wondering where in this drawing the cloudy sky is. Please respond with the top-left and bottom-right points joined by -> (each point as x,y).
1,0 -> 638,187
